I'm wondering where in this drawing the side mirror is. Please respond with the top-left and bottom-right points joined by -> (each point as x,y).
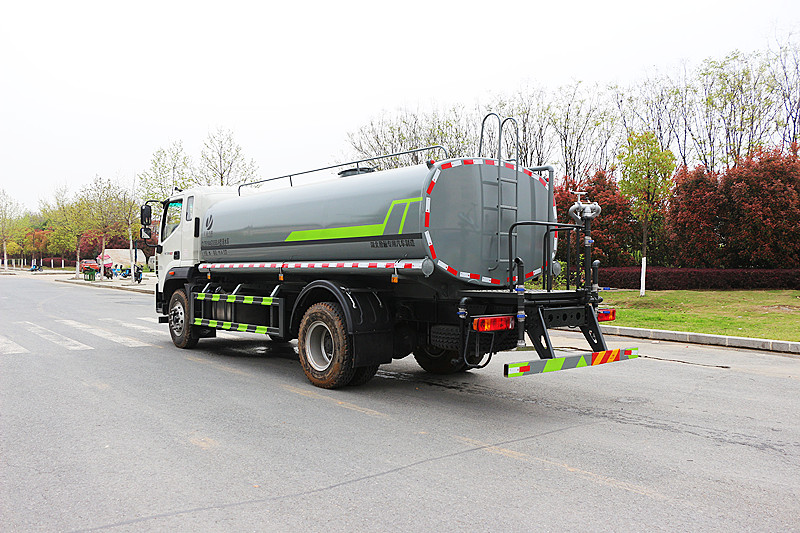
140,204 -> 152,226
140,227 -> 152,240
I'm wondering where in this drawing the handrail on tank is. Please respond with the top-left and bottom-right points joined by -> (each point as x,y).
237,145 -> 450,196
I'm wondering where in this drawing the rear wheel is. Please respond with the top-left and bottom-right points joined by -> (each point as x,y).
348,364 -> 380,386
298,302 -> 355,388
168,289 -> 199,349
413,344 -> 467,374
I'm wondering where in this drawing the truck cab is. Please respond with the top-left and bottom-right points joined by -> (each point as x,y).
142,187 -> 237,314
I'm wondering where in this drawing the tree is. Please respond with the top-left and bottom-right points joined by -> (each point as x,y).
0,188 -> 22,270
618,132 -> 676,295
197,128 -> 258,186
40,186 -> 92,278
348,106 -> 477,168
718,148 -> 800,268
138,141 -> 194,201
483,88 -> 555,168
550,82 -> 618,182
666,165 -> 724,268
82,176 -> 128,278
770,38 -> 800,149
702,51 -> 778,169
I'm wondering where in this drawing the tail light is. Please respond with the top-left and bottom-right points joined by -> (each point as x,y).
597,308 -> 616,322
472,315 -> 515,332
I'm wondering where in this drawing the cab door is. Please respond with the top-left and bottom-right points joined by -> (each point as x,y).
160,197 -> 184,270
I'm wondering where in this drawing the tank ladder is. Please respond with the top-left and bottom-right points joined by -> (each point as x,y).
478,113 -> 521,282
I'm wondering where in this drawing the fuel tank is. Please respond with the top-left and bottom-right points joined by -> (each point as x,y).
200,158 -> 554,286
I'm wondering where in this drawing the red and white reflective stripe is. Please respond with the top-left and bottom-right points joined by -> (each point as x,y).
437,260 -> 458,276
423,157 -> 551,285
426,169 -> 441,194
199,260 -> 427,272
424,231 -> 436,259
440,160 -> 462,170
424,197 -> 431,227
525,268 -> 543,279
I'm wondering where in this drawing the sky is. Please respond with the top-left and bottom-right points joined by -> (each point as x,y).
1,0 -> 799,212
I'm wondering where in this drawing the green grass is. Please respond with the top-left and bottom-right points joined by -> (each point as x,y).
599,290 -> 800,342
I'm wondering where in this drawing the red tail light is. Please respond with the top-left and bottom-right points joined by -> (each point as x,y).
597,308 -> 616,322
472,316 -> 515,332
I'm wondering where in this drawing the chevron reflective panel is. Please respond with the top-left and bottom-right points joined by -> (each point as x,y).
504,348 -> 638,377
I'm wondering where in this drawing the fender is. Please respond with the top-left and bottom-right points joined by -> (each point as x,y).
291,280 -> 393,367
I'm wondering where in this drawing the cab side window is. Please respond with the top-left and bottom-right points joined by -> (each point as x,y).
186,196 -> 194,222
161,200 -> 183,240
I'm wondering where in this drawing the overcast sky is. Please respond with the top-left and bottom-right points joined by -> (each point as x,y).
1,0 -> 798,211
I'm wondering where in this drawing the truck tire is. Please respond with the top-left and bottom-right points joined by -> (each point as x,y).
413,344 -> 467,374
168,289 -> 199,349
298,302 -> 356,388
348,365 -> 380,387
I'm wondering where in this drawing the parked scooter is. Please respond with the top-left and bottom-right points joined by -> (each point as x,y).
121,264 -> 143,283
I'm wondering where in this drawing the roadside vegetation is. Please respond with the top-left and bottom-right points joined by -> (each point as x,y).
600,290 -> 800,342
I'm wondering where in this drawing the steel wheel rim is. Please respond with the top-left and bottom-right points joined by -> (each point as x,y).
170,302 -> 185,335
306,320 -> 334,372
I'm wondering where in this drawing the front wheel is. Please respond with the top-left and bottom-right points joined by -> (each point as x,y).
413,344 -> 467,374
297,302 -> 356,388
168,289 -> 199,349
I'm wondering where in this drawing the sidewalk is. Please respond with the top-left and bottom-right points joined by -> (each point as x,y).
6,267 -> 799,356
3,268 -> 157,295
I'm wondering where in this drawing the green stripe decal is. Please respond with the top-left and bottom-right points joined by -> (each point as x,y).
193,318 -> 277,336
284,197 -> 422,242
194,293 -> 277,306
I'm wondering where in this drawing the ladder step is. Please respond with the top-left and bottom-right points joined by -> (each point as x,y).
499,205 -> 518,210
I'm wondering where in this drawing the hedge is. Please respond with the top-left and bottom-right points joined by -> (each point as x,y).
599,267 -> 800,290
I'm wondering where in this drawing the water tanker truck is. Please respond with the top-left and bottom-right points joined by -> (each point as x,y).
140,113 -> 637,388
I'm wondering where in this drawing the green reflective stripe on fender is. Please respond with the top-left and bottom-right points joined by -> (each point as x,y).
504,348 -> 638,377
284,197 -> 422,242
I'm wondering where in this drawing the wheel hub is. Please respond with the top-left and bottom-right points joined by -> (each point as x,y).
306,320 -> 334,372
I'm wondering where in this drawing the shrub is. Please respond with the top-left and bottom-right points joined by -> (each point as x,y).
599,267 -> 800,290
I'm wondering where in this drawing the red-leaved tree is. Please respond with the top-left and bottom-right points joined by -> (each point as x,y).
667,165 -> 724,267
718,148 -> 800,268
555,171 -> 638,268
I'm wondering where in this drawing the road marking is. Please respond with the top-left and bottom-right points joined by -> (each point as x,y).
282,384 -> 389,419
15,321 -> 93,351
101,317 -> 163,334
55,319 -> 152,347
0,335 -> 29,355
454,436 -> 665,499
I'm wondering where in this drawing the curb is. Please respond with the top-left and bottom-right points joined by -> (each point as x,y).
53,278 -> 155,295
598,325 -> 800,356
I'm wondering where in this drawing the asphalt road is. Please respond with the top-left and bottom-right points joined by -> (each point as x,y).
1,276 -> 799,532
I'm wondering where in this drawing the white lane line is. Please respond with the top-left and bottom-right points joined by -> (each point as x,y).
15,321 -> 94,351
55,319 -> 153,348
0,335 -> 30,355
100,318 -> 162,335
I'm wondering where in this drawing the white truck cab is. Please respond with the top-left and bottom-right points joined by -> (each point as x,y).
141,187 -> 238,302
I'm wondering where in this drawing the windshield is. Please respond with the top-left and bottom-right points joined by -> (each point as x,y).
161,200 -> 183,241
